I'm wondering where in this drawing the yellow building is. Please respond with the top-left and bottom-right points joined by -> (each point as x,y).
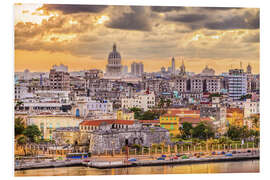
227,108 -> 244,127
27,113 -> 83,140
159,109 -> 200,136
117,110 -> 134,120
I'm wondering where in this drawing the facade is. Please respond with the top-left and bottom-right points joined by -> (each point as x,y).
131,62 -> 144,76
49,67 -> 70,91
106,44 -> 122,76
117,109 -> 135,120
53,127 -> 80,145
27,114 -> 83,140
226,108 -> 244,127
159,109 -> 200,136
228,69 -> 247,100
79,120 -> 170,154
121,91 -> 155,111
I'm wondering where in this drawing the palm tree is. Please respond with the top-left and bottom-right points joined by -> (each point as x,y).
17,136 -> 27,156
15,101 -> 24,110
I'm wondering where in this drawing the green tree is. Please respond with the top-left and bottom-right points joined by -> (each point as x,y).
158,98 -> 165,108
165,99 -> 172,108
15,101 -> 24,110
129,107 -> 143,119
15,117 -> 25,137
23,125 -> 41,142
179,122 -> 193,139
192,122 -> 214,140
17,136 -> 27,156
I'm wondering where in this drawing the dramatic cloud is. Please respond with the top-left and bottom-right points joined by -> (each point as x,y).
39,4 -> 108,14
205,10 -> 259,30
166,13 -> 207,23
106,6 -> 152,31
151,6 -> 186,12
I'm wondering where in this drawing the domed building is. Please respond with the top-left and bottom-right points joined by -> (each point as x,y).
200,65 -> 215,76
106,43 -> 123,77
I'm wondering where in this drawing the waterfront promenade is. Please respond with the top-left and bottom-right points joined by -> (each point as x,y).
15,149 -> 259,170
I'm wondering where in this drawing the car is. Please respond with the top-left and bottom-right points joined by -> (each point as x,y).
232,151 -> 237,154
128,158 -> 137,162
161,155 -> 166,158
221,151 -> 225,155
83,159 -> 91,162
157,157 -> 165,160
176,154 -> 181,157
225,153 -> 233,157
181,155 -> 189,159
173,156 -> 178,160
212,152 -> 216,155
247,150 -> 251,153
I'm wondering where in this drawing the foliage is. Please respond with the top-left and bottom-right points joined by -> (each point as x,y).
209,93 -> 222,98
23,125 -> 41,143
15,117 -> 25,136
240,94 -> 252,100
226,125 -> 252,140
192,122 -> 214,140
179,122 -> 193,139
129,107 -> 164,120
17,135 -> 27,156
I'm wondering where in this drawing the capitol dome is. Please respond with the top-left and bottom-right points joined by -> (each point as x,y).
106,43 -> 123,77
108,43 -> 121,59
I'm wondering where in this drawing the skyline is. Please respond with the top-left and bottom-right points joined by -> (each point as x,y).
14,4 -> 260,74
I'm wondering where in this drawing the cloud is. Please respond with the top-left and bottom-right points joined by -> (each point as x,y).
105,6 -> 152,31
200,7 -> 242,11
151,6 -> 186,12
166,13 -> 207,23
242,31 -> 260,43
39,4 -> 108,14
204,10 -> 259,30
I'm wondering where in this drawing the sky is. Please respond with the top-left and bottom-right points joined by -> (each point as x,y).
14,4 -> 260,74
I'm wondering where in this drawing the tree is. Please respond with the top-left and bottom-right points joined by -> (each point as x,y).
15,101 -> 24,110
129,107 -> 143,119
158,98 -> 165,109
192,122 -> 214,140
15,117 -> 25,137
17,136 -> 27,156
179,122 -> 193,139
165,99 -> 172,108
23,125 -> 41,143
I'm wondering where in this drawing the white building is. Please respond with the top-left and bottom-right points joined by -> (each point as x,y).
121,90 -> 155,111
131,62 -> 144,76
228,69 -> 247,100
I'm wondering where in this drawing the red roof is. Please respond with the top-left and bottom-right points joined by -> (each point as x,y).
227,108 -> 244,114
80,120 -> 134,126
139,120 -> 160,124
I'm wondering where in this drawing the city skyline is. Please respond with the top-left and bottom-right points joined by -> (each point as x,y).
15,4 -> 259,74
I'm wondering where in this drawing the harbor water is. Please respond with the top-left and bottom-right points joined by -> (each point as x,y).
15,160 -> 259,176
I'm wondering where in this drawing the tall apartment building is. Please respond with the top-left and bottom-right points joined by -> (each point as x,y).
228,69 -> 247,100
131,62 -> 144,76
49,65 -> 70,91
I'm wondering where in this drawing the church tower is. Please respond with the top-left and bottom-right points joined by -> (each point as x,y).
106,43 -> 123,76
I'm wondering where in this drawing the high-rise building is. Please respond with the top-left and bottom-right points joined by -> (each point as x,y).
228,69 -> 247,100
106,43 -> 123,76
49,64 -> 70,91
131,62 -> 144,76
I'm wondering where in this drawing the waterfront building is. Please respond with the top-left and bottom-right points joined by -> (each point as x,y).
53,127 -> 80,145
159,108 -> 200,136
106,43 -> 123,77
121,90 -> 155,111
131,62 -> 144,76
78,120 -> 170,154
27,113 -> 83,140
228,69 -> 247,100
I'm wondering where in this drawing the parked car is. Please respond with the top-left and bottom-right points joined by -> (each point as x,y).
221,151 -> 225,155
232,151 -> 237,154
157,157 -> 165,160
128,158 -> 137,162
247,150 -> 251,153
225,153 -> 233,157
161,155 -> 166,158
212,152 -> 216,155
176,154 -> 181,157
181,155 -> 189,159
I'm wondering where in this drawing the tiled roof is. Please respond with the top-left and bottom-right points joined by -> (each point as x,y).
80,120 -> 134,126
139,120 -> 160,124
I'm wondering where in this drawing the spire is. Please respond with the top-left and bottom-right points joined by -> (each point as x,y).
113,43 -> 116,51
